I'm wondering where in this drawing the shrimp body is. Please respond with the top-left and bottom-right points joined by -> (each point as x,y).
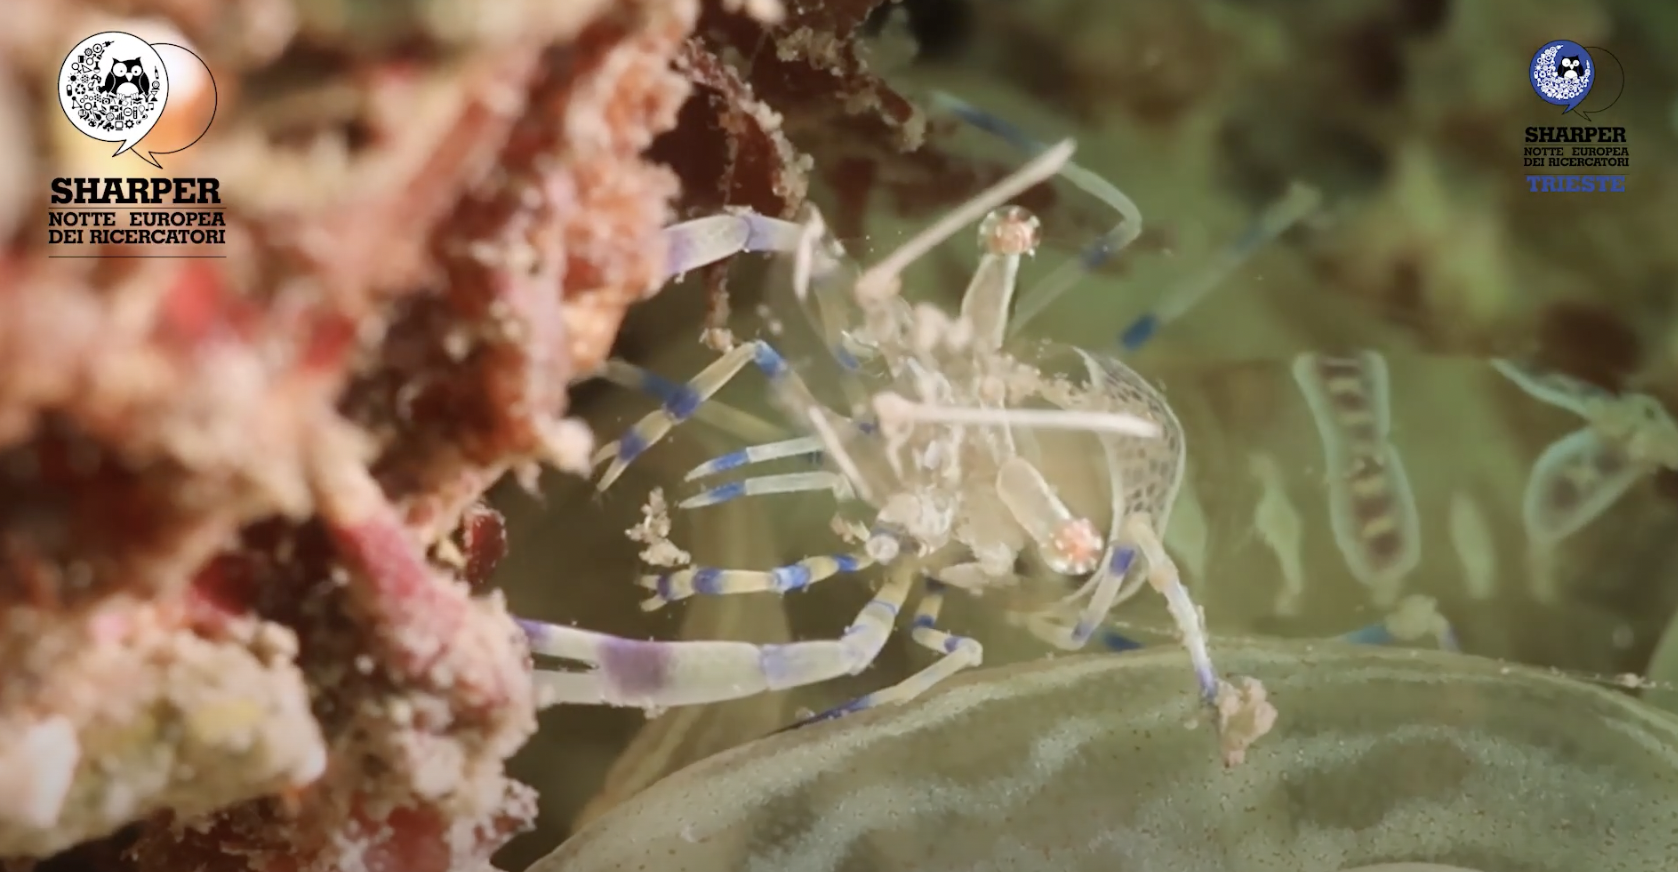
517,96 -> 1327,723
519,136 -> 1225,719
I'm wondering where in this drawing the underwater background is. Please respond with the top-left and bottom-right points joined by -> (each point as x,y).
5,0 -> 1678,868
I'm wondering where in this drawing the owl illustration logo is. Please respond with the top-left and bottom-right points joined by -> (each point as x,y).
56,30 -> 219,166
56,31 -> 175,158
99,57 -> 152,97
1529,40 -> 1594,114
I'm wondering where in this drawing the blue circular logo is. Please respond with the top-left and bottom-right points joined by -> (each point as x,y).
1530,40 -> 1594,113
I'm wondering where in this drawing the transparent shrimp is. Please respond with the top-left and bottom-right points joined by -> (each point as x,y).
517,142 -> 1159,713
520,99 -> 1316,730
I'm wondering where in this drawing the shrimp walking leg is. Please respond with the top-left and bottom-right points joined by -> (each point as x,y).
597,359 -> 786,445
803,579 -> 983,722
524,565 -> 915,709
591,340 -> 810,491
661,211 -> 812,278
677,470 -> 850,510
681,435 -> 826,481
637,551 -> 874,610
1123,513 -> 1218,703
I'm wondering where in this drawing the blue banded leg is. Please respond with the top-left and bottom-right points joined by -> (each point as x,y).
1031,545 -> 1139,650
683,435 -> 825,481
1024,515 -> 1213,710
804,578 -> 984,723
663,210 -> 808,278
1338,623 -> 1398,646
678,471 -> 851,509
664,208 -> 855,386
1120,514 -> 1220,705
637,551 -> 874,611
1115,182 -> 1321,352
669,206 -> 870,405
663,206 -> 867,405
599,359 -> 786,445
592,340 -> 802,491
523,565 -> 912,711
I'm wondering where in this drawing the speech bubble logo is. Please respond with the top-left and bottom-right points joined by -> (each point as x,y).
132,43 -> 217,169
57,32 -> 171,158
1530,39 -> 1594,114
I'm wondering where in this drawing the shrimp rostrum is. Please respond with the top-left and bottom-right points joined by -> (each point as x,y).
521,135 -> 1228,722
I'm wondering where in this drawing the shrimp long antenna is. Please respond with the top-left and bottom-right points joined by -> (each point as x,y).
872,393 -> 1161,440
929,92 -> 1145,337
854,138 -> 1076,304
1117,182 -> 1322,351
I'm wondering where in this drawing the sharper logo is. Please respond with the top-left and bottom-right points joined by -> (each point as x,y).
1522,39 -> 1628,193
49,31 -> 226,257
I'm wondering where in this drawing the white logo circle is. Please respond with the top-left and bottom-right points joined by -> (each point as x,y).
58,32 -> 171,157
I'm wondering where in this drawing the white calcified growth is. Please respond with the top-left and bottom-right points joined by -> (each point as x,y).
628,488 -> 691,567
1213,675 -> 1277,767
1447,491 -> 1497,601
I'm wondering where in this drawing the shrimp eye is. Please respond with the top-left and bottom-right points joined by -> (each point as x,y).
977,205 -> 1041,256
